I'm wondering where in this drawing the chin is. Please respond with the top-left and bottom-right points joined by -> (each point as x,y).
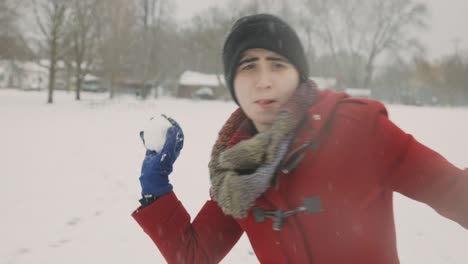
254,116 -> 275,127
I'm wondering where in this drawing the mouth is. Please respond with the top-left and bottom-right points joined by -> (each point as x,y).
255,99 -> 276,108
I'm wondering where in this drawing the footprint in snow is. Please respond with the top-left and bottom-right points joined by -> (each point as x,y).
66,217 -> 81,226
49,238 -> 70,248
17,247 -> 31,255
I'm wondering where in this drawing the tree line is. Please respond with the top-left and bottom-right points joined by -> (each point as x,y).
1,0 -> 467,105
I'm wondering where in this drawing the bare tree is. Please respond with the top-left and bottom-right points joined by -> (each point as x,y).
300,0 -> 428,88
188,6 -> 232,72
32,0 -> 70,104
132,0 -> 175,98
435,53 -> 468,105
135,0 -> 157,98
225,0 -> 294,17
373,51 -> 468,106
0,0 -> 32,60
67,0 -> 100,100
97,0 -> 137,99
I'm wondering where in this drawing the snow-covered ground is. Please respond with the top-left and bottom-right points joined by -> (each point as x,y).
0,88 -> 467,264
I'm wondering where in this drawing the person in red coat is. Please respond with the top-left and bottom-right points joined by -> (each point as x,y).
133,14 -> 468,263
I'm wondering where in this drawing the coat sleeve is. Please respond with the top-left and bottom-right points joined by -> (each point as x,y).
132,191 -> 244,263
373,106 -> 468,229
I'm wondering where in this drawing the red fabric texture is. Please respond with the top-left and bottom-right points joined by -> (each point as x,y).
132,89 -> 468,264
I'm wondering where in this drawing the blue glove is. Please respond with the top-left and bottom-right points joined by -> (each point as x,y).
139,115 -> 184,197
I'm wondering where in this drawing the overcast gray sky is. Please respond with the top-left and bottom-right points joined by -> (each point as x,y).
175,0 -> 468,59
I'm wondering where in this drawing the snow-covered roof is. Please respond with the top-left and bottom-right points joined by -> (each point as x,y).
309,77 -> 337,90
179,71 -> 225,87
20,62 -> 48,74
0,60 -> 48,74
39,59 -> 66,69
84,74 -> 99,81
194,87 -> 214,96
345,88 -> 371,97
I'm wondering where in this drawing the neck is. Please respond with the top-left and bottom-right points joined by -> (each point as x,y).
253,121 -> 271,133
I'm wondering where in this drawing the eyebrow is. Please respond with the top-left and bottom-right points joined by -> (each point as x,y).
238,56 -> 288,67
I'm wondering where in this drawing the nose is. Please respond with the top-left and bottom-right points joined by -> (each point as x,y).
255,68 -> 272,90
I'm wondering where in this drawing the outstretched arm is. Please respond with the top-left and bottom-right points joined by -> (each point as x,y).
375,110 -> 468,229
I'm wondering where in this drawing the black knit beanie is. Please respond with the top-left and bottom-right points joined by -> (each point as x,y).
222,13 -> 309,104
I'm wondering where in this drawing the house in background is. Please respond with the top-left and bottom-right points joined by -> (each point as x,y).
0,61 -> 14,88
0,60 -> 48,90
38,60 -> 68,90
344,88 -> 372,98
16,62 -> 49,91
177,71 -> 227,100
176,73 -> 371,100
310,76 -> 338,90
310,76 -> 371,98
79,74 -> 105,92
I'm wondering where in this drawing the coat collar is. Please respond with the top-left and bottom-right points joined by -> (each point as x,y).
227,89 -> 349,149
291,89 -> 349,148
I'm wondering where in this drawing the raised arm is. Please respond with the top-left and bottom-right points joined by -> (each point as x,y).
133,192 -> 243,263
132,115 -> 243,263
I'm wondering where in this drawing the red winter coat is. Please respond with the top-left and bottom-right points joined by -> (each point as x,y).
133,90 -> 468,264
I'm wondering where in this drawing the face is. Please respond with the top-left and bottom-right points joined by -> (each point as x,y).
233,48 -> 300,132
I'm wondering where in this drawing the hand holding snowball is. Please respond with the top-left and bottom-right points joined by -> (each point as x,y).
139,114 -> 184,197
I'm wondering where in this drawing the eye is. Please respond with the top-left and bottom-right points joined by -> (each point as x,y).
274,63 -> 286,69
240,63 -> 255,71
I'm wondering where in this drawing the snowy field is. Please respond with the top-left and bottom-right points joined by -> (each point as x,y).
0,88 -> 467,264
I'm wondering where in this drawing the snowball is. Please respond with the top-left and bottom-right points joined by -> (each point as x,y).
142,115 -> 172,152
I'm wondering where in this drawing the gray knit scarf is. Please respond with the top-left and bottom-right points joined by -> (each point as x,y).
209,80 -> 318,218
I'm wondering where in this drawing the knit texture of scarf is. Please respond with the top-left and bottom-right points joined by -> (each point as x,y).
209,80 -> 318,218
